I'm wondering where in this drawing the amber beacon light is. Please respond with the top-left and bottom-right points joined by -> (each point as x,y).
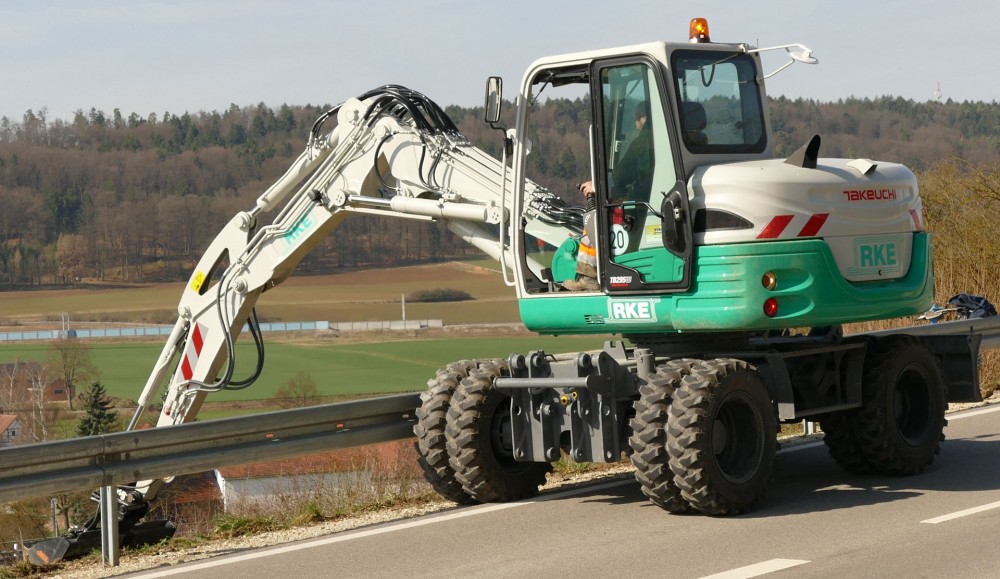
689,18 -> 710,43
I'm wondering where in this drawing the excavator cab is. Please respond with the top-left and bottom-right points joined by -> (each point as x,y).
502,55 -> 696,299
507,42 -> 776,305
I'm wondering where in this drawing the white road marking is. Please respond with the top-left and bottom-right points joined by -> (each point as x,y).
918,404 -> 1000,524
130,479 -> 634,578
946,404 -> 1000,421
921,499 -> 1000,524
698,558 -> 810,579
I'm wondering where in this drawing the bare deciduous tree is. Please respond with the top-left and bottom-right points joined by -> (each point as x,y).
274,372 -> 320,408
0,359 -> 63,443
45,339 -> 98,411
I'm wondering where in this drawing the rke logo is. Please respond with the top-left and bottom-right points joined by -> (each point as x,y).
608,300 -> 655,322
859,243 -> 897,267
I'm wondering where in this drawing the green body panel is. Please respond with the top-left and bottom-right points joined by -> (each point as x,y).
519,233 -> 933,335
551,237 -> 580,282
614,247 -> 685,283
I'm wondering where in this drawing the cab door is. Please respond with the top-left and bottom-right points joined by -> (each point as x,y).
591,59 -> 692,294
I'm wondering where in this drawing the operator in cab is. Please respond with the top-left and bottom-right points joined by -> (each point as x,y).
563,101 -> 654,291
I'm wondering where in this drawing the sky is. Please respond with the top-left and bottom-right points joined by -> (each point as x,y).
3,0 -> 998,123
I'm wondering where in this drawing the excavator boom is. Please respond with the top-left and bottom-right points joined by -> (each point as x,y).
128,86 -> 578,500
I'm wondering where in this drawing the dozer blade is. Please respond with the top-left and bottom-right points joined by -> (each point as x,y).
22,519 -> 176,565
23,537 -> 69,566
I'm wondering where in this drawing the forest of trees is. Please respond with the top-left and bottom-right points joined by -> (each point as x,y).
2,95 -> 1000,289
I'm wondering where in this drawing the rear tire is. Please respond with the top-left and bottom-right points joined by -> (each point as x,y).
819,410 -> 872,474
853,336 -> 946,475
414,361 -> 481,505
629,360 -> 695,513
667,359 -> 777,515
446,361 -> 551,502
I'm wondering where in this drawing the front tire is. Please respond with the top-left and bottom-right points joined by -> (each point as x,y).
414,360 -> 481,505
667,359 -> 777,515
629,360 -> 695,513
446,361 -> 551,502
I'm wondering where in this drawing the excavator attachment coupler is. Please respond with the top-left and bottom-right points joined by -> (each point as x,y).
21,497 -> 175,565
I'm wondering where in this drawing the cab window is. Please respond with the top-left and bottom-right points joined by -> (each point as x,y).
671,50 -> 765,153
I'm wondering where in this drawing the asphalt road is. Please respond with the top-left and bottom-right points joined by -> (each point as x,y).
126,405 -> 1000,579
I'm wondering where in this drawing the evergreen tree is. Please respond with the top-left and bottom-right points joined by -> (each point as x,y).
76,382 -> 118,437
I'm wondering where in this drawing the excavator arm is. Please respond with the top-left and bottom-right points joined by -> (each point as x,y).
127,86 -> 582,502
23,86 -> 590,563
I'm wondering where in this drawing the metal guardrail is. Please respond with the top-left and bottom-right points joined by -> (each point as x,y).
0,393 -> 421,504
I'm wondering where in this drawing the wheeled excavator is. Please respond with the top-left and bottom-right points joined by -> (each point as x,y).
27,18 -> 990,561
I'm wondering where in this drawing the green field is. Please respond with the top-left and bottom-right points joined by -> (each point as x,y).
0,260 -> 515,325
0,260 -> 621,412
0,335 -> 606,403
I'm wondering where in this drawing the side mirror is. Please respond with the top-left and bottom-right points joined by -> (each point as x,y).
484,77 -> 503,124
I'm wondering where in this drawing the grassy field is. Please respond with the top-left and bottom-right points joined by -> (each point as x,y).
0,334 -> 606,402
0,260 -> 617,409
0,260 -> 514,326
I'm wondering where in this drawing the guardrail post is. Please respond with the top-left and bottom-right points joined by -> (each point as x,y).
100,486 -> 119,567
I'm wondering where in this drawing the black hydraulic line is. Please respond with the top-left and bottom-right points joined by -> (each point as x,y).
398,86 -> 461,134
310,105 -> 342,140
417,142 -> 432,189
359,89 -> 435,133
310,85 -> 462,144
358,85 -> 462,136
373,133 -> 399,192
186,273 -> 252,394
225,309 -> 265,390
426,150 -> 445,190
530,195 -> 586,232
307,86 -> 467,196
207,279 -> 239,391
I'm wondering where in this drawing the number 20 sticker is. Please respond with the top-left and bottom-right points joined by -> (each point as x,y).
609,224 -> 629,256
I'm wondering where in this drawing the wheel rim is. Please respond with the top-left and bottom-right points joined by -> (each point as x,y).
489,398 -> 522,471
713,392 -> 764,484
893,365 -> 933,445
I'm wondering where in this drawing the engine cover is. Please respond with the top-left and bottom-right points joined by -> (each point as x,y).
690,158 -> 922,282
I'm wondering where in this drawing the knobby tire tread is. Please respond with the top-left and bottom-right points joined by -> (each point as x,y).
852,336 -> 946,475
629,359 -> 698,513
414,360 -> 481,505
819,410 -> 873,474
667,358 -> 776,515
446,361 -> 551,503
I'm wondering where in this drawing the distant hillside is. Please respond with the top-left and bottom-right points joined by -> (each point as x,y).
769,96 -> 1000,169
2,96 -> 1000,288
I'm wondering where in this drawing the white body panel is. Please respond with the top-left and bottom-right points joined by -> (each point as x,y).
692,158 -> 921,281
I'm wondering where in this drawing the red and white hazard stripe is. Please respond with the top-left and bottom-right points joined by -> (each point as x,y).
180,323 -> 206,381
756,213 -> 829,239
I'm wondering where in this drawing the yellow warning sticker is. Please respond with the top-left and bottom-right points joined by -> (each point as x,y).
644,224 -> 661,244
190,271 -> 206,293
